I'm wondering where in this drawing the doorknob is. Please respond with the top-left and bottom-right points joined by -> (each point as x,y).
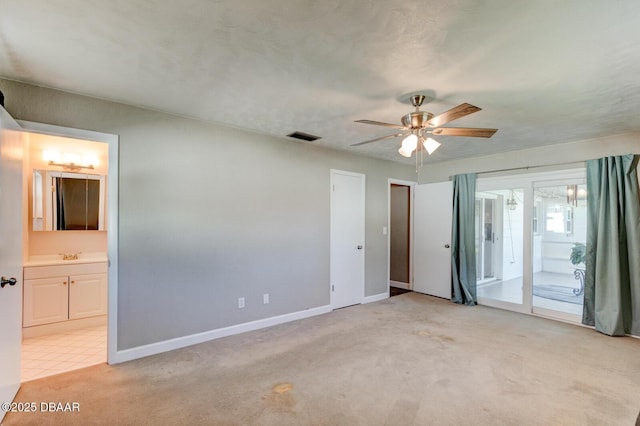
357,245 -> 363,250
444,244 -> 450,248
1,277 -> 17,288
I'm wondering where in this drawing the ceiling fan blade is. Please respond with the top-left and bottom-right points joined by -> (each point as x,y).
428,103 -> 481,127
355,119 -> 406,129
351,132 -> 406,146
430,127 -> 498,138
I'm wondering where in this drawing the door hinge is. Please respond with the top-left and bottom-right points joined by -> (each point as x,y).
332,184 -> 335,192
332,285 -> 334,292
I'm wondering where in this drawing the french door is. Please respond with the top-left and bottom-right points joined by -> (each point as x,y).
476,169 -> 586,322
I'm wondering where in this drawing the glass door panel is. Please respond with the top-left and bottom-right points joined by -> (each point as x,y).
532,181 -> 586,320
476,189 -> 524,306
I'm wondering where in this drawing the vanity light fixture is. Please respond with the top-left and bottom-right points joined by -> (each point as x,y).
43,150 -> 97,171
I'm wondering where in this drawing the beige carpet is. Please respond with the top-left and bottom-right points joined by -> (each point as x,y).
5,293 -> 640,425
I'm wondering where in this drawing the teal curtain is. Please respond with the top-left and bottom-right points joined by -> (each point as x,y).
583,155 -> 640,336
451,173 -> 477,305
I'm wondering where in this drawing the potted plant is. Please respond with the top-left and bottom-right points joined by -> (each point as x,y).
570,242 -> 586,266
570,242 -> 586,295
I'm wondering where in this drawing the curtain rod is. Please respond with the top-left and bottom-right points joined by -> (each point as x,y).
474,160 -> 586,176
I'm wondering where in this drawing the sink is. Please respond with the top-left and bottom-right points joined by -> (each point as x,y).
25,252 -> 108,267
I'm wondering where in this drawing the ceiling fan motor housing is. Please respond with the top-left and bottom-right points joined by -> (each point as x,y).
402,111 -> 434,129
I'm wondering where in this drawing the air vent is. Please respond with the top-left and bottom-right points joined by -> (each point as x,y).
287,131 -> 321,142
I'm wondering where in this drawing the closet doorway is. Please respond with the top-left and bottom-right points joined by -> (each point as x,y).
388,180 -> 415,293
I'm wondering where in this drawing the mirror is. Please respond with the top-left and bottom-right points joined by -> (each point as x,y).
32,170 -> 106,231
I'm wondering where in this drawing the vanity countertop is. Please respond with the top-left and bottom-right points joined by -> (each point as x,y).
24,252 -> 108,267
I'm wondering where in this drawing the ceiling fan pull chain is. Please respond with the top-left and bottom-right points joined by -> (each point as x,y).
419,130 -> 423,170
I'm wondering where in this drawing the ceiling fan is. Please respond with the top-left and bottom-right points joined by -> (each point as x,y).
351,94 -> 497,159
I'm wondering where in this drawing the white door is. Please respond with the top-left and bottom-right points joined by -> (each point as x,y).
0,106 -> 24,420
413,181 -> 453,299
330,170 -> 365,309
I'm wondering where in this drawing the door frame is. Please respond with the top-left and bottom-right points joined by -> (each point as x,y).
329,169 -> 365,309
387,179 -> 416,293
17,120 -> 119,364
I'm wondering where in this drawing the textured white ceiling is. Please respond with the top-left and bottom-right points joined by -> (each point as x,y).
1,0 -> 640,165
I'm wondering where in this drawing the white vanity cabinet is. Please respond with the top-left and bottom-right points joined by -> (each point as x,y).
23,262 -> 107,327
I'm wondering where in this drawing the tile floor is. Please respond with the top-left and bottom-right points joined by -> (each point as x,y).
21,325 -> 107,382
477,271 -> 584,316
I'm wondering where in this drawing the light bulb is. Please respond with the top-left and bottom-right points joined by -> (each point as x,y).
63,152 -> 81,164
398,134 -> 418,158
82,154 -> 99,167
423,137 -> 441,155
43,150 -> 61,163
398,146 -> 413,158
401,134 -> 418,151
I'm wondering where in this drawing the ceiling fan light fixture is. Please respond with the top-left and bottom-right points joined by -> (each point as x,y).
423,137 -> 441,155
398,134 -> 418,157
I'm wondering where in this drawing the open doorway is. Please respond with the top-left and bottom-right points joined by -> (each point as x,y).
388,180 -> 415,296
17,122 -> 117,382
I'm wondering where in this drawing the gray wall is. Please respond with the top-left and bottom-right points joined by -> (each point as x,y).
0,79 -> 414,350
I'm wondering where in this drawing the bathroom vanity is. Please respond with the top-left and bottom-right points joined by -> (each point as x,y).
22,253 -> 107,335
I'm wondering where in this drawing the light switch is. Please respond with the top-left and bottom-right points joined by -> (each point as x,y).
382,226 -> 388,235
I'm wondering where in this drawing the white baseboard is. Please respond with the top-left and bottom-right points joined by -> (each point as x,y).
363,292 -> 388,304
390,280 -> 411,290
112,305 -> 332,364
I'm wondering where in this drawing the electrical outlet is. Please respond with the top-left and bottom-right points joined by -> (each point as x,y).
238,297 -> 245,309
263,293 -> 270,304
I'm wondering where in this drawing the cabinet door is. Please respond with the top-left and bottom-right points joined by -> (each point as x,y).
23,277 -> 69,327
69,273 -> 107,319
